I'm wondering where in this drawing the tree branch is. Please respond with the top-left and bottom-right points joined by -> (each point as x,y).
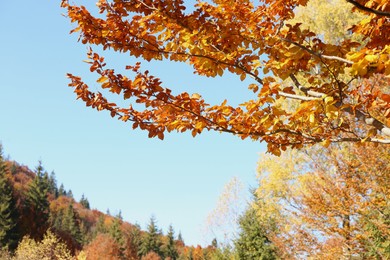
289,74 -> 326,98
279,91 -> 321,101
281,38 -> 354,65
345,0 -> 390,18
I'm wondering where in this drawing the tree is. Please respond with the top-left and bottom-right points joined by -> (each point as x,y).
0,145 -> 19,250
83,233 -> 122,260
124,224 -> 143,260
58,183 -> 66,197
14,230 -> 73,260
109,215 -> 125,257
204,177 -> 245,246
93,214 -> 107,236
61,0 -> 390,155
234,206 -> 277,260
255,143 -> 390,258
24,161 -> 50,239
139,216 -> 163,257
48,171 -> 58,198
79,194 -> 90,209
163,225 -> 179,260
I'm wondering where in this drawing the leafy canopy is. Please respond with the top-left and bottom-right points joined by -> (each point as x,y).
62,0 -> 390,155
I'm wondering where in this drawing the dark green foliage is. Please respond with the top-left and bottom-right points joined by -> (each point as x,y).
58,183 -> 66,197
211,238 -> 218,248
67,189 -> 73,199
48,171 -> 59,198
63,204 -> 82,243
79,194 -> 90,209
128,224 -> 143,259
93,214 -> 107,236
178,232 -> 184,244
24,161 -> 50,239
164,225 -> 179,260
234,207 -> 277,260
109,215 -> 126,257
139,216 -> 163,257
0,145 -> 19,250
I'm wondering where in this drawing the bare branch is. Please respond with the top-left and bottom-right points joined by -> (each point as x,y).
289,74 -> 326,98
279,91 -> 321,101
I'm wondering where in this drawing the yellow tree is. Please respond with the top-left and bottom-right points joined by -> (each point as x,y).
61,0 -> 390,155
255,143 -> 390,258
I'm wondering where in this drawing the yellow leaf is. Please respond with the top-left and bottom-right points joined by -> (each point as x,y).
324,96 -> 334,104
309,113 -> 315,123
365,54 -> 378,63
97,76 -> 108,83
191,93 -> 201,99
321,139 -> 331,148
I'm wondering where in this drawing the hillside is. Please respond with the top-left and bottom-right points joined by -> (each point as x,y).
0,145 -> 217,259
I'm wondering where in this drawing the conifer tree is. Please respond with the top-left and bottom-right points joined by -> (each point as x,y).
67,189 -> 73,199
129,224 -> 143,259
48,171 -> 58,198
177,232 -> 184,244
58,183 -> 66,197
24,161 -> 50,239
0,145 -> 18,250
234,207 -> 277,260
164,225 -> 179,260
109,215 -> 125,258
94,214 -> 107,236
63,204 -> 82,244
79,194 -> 90,209
139,216 -> 163,257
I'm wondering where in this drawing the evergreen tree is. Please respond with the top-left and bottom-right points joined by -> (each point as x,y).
94,214 -> 107,236
79,194 -> 90,209
58,183 -> 66,197
164,225 -> 179,260
48,171 -> 58,198
24,160 -> 50,239
129,224 -> 143,259
109,215 -> 125,257
139,216 -> 163,257
62,204 -> 82,243
67,189 -> 73,199
0,145 -> 18,250
234,207 -> 277,260
177,232 -> 184,244
211,238 -> 218,248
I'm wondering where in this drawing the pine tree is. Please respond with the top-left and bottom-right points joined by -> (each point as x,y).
94,214 -> 107,236
0,145 -> 18,250
48,171 -> 58,198
164,225 -> 179,260
177,232 -> 184,244
67,189 -> 73,199
24,160 -> 50,239
139,216 -> 163,257
63,204 -> 82,244
234,207 -> 277,260
58,183 -> 66,197
129,224 -> 143,259
211,238 -> 219,249
79,194 -> 90,209
109,215 -> 125,258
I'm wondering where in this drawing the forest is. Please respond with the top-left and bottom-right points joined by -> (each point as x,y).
1,0 -> 390,258
0,141 -> 389,259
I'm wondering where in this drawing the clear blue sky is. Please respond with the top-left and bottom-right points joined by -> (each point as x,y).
0,0 -> 265,246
